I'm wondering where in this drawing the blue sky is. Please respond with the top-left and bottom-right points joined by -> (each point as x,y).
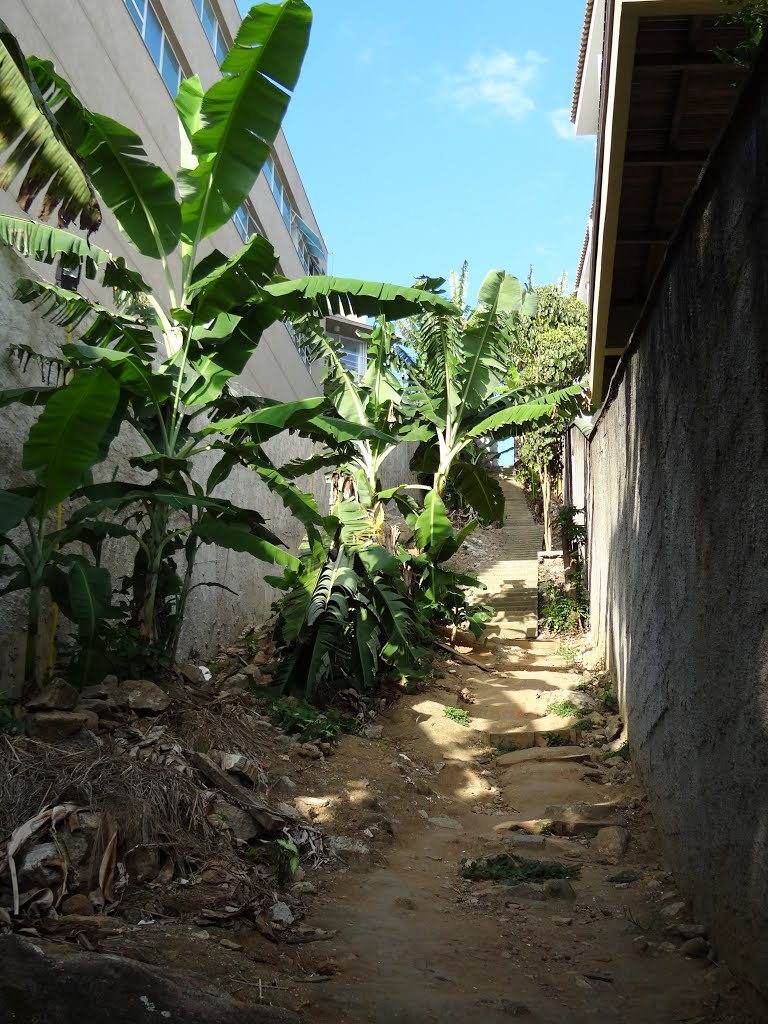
242,1 -> 596,300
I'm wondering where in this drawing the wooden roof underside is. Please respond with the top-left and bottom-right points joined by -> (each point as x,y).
600,13 -> 746,396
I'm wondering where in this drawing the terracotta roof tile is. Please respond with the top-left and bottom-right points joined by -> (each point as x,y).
570,0 -> 595,123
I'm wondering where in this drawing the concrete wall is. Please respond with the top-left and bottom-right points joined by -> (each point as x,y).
586,45 -> 768,993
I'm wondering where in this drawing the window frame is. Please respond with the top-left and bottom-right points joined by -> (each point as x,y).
123,0 -> 182,96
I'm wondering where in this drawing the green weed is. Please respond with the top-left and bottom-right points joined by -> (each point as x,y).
545,699 -> 582,717
244,837 -> 300,884
599,682 -> 618,713
264,698 -> 356,742
444,705 -> 471,727
543,732 -> 569,747
573,718 -> 594,731
558,641 -> 577,664
461,853 -> 580,884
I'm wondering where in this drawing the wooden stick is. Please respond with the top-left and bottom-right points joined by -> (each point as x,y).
434,638 -> 493,671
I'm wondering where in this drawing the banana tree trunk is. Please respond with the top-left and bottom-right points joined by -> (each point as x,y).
23,583 -> 41,695
542,470 -> 552,552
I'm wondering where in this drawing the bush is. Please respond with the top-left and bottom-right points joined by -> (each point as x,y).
540,569 -> 589,635
263,697 -> 356,742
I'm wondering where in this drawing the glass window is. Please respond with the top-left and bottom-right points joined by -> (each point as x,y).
127,0 -> 145,32
338,339 -> 366,378
123,0 -> 182,98
201,0 -> 216,41
161,42 -> 180,96
215,30 -> 228,65
143,4 -> 163,66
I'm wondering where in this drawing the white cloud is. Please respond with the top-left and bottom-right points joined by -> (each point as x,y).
443,49 -> 545,119
550,107 -> 577,140
549,107 -> 592,143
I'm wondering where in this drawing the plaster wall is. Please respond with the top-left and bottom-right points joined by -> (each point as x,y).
586,46 -> 768,991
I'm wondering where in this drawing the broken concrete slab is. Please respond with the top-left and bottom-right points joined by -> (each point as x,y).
496,745 -> 591,767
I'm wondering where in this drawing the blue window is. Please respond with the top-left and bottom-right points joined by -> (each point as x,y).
123,0 -> 182,97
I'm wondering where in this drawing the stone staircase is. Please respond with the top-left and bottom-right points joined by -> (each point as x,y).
480,475 -> 542,640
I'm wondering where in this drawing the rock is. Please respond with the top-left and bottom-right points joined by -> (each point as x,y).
680,937 -> 709,958
395,896 -> 417,910
428,816 -> 462,831
658,941 -> 678,953
594,826 -> 629,863
293,796 -> 329,818
676,922 -> 708,940
207,799 -> 260,842
604,715 -> 622,742
328,835 -> 371,861
73,709 -> 99,731
318,742 -> 333,756
297,743 -> 322,759
633,936 -> 649,954
26,678 -> 79,711
217,752 -> 262,787
660,901 -> 686,920
503,884 -> 547,901
272,775 -> 297,794
27,711 -> 92,742
291,881 -> 317,896
505,834 -> 547,849
226,673 -> 250,690
81,676 -> 119,700
61,894 -> 93,916
551,915 -> 573,926
543,879 -> 576,899
77,699 -> 114,718
179,663 -> 207,686
269,901 -> 295,926
582,650 -> 604,671
219,939 -> 243,951
18,843 -> 64,889
240,664 -> 262,682
362,724 -> 384,740
55,728 -> 101,752
116,679 -> 171,713
0,933 -> 301,1023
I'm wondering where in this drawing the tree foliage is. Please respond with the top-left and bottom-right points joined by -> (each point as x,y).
508,280 -> 588,548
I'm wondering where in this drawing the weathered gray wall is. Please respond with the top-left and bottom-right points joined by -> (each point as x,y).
587,46 -> 768,992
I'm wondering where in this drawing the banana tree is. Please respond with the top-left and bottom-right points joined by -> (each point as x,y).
0,4 -> 454,666
288,315 -> 437,507
0,369 -> 130,685
406,269 -> 586,523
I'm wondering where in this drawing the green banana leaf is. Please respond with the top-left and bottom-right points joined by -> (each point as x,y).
178,0 -> 312,243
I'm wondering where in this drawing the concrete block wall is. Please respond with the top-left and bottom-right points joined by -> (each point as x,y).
586,45 -> 768,992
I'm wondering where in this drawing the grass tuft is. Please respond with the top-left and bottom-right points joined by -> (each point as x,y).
461,853 -> 580,883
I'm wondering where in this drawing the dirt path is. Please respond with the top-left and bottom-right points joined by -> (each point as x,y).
275,640 -> 755,1023
32,638 -> 757,1023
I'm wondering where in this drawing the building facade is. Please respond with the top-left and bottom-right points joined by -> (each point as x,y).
0,0 -> 338,687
